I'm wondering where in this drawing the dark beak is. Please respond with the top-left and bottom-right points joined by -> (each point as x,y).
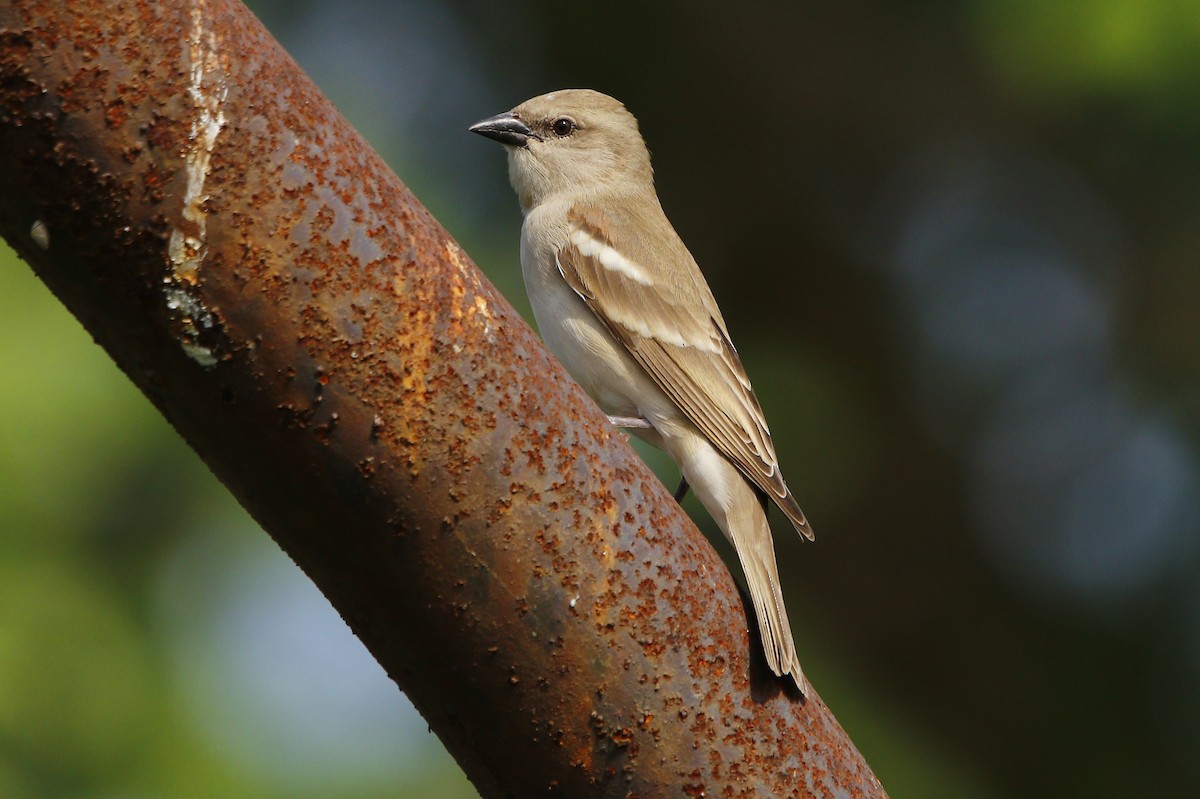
469,112 -> 539,148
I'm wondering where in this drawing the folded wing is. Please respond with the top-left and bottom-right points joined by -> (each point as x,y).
557,203 -> 813,540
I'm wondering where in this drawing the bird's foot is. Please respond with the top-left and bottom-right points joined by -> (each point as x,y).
606,415 -> 654,429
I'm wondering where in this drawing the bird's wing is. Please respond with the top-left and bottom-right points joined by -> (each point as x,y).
557,203 -> 813,540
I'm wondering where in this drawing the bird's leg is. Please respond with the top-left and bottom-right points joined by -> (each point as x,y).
606,415 -> 654,429
604,414 -> 688,501
674,476 -> 690,503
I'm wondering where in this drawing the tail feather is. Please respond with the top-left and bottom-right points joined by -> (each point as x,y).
729,489 -> 803,685
678,434 -> 804,690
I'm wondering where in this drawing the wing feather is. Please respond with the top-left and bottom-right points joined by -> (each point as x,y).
558,204 -> 813,540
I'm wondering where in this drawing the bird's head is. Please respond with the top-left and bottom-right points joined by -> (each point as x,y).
470,89 -> 653,212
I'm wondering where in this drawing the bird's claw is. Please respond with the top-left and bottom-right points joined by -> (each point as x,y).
606,415 -> 653,429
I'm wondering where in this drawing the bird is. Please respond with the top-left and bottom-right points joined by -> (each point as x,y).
470,89 -> 813,689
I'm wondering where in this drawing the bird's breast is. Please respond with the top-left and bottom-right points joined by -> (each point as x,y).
519,213 -> 659,419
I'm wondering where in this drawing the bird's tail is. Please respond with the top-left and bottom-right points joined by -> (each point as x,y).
725,481 -> 803,686
679,438 -> 803,689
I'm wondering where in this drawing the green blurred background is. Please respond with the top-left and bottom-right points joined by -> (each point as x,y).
3,0 -> 1199,796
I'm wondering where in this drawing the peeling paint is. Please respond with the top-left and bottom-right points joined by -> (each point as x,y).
29,219 -> 49,250
164,0 -> 229,367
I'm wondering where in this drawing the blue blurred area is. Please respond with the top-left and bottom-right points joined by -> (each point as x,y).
871,141 -> 1199,605
2,0 -> 1199,797
156,516 -> 468,795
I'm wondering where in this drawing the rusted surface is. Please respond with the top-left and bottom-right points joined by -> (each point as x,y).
0,1 -> 886,797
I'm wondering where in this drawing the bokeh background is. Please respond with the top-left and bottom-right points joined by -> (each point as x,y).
3,0 -> 1199,796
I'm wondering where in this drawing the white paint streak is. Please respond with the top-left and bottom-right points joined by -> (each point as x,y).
443,240 -> 472,277
30,220 -> 49,251
568,227 -> 654,286
165,1 -> 229,368
473,295 -> 495,339
441,242 -> 497,342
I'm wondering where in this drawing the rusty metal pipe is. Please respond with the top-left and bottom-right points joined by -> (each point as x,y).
0,1 -> 886,796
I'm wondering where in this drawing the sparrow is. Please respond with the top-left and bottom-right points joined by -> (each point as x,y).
470,89 -> 812,689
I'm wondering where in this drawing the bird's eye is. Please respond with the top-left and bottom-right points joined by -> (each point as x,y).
550,117 -> 576,137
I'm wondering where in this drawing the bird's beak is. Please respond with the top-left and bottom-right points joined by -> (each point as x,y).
469,112 -> 539,148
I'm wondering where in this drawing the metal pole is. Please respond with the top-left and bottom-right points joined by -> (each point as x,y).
0,2 -> 886,796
